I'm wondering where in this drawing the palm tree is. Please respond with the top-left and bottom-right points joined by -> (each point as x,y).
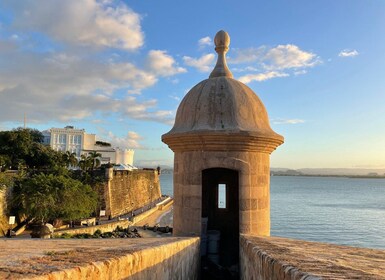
88,151 -> 102,171
62,151 -> 78,168
78,154 -> 91,172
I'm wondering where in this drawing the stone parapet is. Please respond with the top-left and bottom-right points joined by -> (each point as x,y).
0,237 -> 200,279
240,235 -> 385,279
54,220 -> 131,236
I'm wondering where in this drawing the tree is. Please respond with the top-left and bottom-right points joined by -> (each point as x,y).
88,151 -> 102,171
13,173 -> 97,223
0,128 -> 59,170
0,172 -> 13,190
62,151 -> 78,168
0,155 -> 11,171
78,154 -> 91,172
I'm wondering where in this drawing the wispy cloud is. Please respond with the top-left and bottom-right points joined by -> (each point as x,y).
273,118 -> 305,125
135,158 -> 172,168
228,44 -> 321,84
105,131 -> 144,149
238,71 -> 289,83
294,70 -> 307,76
146,50 -> 186,77
168,95 -> 181,101
263,44 -> 320,70
0,1 -> 183,126
2,0 -> 144,50
338,49 -> 359,57
183,53 -> 215,72
198,36 -> 212,48
229,47 -> 266,64
230,45 -> 320,69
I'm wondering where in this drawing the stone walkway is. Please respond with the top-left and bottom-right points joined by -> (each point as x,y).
132,203 -> 173,238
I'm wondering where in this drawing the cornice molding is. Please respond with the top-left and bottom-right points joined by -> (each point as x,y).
162,131 -> 283,154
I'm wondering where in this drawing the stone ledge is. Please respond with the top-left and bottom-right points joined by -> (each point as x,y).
54,220 -> 131,236
240,234 -> 385,279
0,237 -> 199,280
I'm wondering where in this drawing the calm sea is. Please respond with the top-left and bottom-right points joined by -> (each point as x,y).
160,174 -> 385,250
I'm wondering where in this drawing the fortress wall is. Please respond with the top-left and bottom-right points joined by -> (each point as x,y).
0,237 -> 200,280
0,188 -> 8,235
105,169 -> 162,218
240,235 -> 385,280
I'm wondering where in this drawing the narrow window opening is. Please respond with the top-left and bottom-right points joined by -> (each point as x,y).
218,183 -> 226,208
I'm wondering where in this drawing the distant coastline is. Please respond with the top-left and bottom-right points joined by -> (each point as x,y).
271,173 -> 385,179
270,168 -> 385,179
160,167 -> 385,179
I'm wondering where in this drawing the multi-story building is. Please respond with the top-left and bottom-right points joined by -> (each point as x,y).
42,126 -> 134,166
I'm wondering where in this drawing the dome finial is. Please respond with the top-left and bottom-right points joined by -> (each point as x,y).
209,30 -> 233,78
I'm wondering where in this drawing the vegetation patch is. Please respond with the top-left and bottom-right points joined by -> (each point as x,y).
56,226 -> 141,239
0,128 -> 107,235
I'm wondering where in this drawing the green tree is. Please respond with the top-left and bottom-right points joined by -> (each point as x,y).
78,154 -> 91,172
13,173 -> 97,223
62,151 -> 78,168
0,155 -> 11,171
88,151 -> 102,171
0,172 -> 14,190
0,128 -> 60,170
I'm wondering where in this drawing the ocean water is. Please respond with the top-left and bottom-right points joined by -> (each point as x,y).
160,174 -> 385,250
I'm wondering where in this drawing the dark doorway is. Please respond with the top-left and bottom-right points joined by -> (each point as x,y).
201,168 -> 239,279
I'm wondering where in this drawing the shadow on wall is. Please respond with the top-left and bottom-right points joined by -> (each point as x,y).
119,238 -> 200,280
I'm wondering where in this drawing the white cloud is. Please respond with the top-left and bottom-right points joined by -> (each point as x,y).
106,131 -> 143,149
121,97 -> 174,125
146,50 -> 186,77
168,95 -> 181,101
294,70 -> 307,76
263,44 -> 320,70
10,34 -> 19,40
135,158 -> 172,168
0,49 -> 174,124
3,0 -> 144,50
238,71 -> 289,84
338,49 -> 359,57
0,1 -> 185,127
198,36 -> 212,48
228,44 -> 320,83
183,54 -> 215,72
230,44 -> 320,70
229,47 -> 266,64
231,66 -> 259,73
108,62 -> 157,94
273,118 -> 305,125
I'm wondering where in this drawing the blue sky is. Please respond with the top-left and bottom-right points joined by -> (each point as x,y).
0,0 -> 384,169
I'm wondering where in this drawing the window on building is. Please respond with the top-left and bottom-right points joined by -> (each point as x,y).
74,135 -> 81,144
59,134 -> 66,144
218,184 -> 226,209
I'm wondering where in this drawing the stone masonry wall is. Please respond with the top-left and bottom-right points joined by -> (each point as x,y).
0,188 -> 8,236
173,150 -> 271,236
240,234 -> 385,279
105,169 -> 161,218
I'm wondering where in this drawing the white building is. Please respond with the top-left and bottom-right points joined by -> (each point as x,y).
42,126 -> 134,166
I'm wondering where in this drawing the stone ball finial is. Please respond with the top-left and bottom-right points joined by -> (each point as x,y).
210,30 -> 233,78
214,30 -> 230,52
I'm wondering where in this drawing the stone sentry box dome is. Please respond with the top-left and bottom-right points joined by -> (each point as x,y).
162,30 -> 283,268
